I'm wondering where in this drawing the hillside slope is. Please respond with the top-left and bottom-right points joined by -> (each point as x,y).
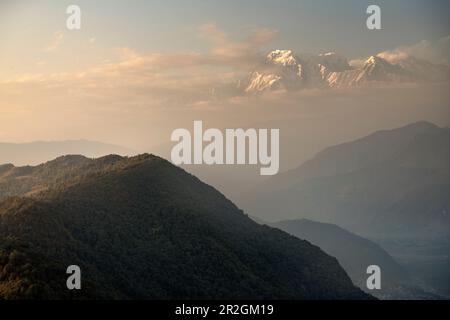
0,154 -> 370,299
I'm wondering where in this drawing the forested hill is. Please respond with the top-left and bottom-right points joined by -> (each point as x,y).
0,154 -> 124,200
0,154 -> 371,299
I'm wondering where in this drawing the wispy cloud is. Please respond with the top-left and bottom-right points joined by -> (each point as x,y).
199,24 -> 277,66
377,36 -> 450,65
4,27 -> 449,118
45,31 -> 64,52
2,25 -> 278,109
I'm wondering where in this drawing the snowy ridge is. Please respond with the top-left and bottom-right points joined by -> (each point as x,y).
245,49 -> 450,93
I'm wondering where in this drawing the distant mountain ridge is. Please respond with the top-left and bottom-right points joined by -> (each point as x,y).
269,219 -> 445,299
0,140 -> 135,166
0,154 -> 370,299
271,220 -> 402,297
272,219 -> 408,284
266,121 -> 446,188
241,121 -> 450,238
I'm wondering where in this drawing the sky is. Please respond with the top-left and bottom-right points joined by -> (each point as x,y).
0,0 -> 449,156
1,0 -> 450,77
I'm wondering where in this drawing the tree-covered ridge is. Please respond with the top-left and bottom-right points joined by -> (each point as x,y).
0,154 -> 372,299
0,154 -> 124,199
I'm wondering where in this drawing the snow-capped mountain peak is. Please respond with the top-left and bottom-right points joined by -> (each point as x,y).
362,55 -> 405,77
266,50 -> 299,67
244,49 -> 450,93
245,49 -> 328,93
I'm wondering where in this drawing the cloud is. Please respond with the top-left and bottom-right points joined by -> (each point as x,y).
45,31 -> 64,52
2,25 -> 278,110
199,24 -> 277,67
7,25 -> 447,120
377,36 -> 450,65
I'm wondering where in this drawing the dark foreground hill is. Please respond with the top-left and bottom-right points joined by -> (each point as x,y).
0,154 -> 370,299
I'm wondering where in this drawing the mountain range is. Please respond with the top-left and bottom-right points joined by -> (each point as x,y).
1,121 -> 448,299
0,154 -> 370,299
240,121 -> 450,239
244,50 -> 450,93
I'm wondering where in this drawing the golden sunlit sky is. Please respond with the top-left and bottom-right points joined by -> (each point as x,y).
1,0 -> 449,155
